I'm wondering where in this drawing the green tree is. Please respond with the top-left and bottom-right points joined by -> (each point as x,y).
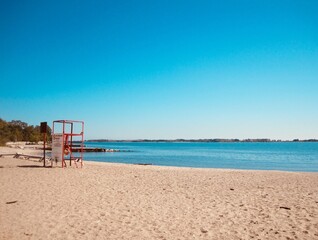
0,118 -> 52,145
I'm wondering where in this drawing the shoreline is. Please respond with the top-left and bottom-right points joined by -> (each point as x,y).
86,159 -> 318,174
1,145 -> 317,173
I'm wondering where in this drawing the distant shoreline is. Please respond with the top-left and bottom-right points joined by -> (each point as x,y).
86,139 -> 318,143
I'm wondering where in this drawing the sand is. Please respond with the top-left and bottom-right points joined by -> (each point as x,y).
0,146 -> 318,240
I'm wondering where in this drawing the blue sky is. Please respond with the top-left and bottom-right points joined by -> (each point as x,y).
1,0 -> 317,140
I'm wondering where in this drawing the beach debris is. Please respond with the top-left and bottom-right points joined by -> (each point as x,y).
135,163 -> 152,166
230,188 -> 234,191
200,228 -> 208,233
12,153 -> 43,161
6,201 -> 18,204
279,206 -> 291,210
0,153 -> 16,158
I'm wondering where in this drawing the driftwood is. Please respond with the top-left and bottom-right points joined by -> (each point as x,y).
279,206 -> 291,210
135,163 -> 153,166
0,154 -> 16,158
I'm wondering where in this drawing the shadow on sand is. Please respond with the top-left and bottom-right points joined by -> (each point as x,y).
18,165 -> 44,168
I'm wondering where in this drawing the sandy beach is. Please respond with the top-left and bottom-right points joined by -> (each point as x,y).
0,146 -> 318,240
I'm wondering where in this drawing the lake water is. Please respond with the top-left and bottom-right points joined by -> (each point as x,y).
82,142 -> 318,172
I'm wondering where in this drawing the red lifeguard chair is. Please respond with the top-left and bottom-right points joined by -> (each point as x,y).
52,120 -> 84,168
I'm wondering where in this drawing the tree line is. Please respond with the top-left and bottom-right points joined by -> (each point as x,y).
0,119 -> 52,146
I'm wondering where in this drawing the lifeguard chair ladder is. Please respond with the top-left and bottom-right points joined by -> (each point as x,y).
52,120 -> 84,168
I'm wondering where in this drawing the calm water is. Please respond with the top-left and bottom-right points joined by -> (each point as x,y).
82,142 -> 318,172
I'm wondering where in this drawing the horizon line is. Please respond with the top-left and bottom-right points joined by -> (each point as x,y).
85,138 -> 318,142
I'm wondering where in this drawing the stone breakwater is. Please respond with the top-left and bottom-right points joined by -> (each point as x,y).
71,148 -> 131,152
29,146 -> 131,153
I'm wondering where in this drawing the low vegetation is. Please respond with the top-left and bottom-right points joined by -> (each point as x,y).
0,119 -> 51,146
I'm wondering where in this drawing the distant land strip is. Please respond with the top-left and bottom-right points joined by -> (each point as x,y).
86,139 -> 318,143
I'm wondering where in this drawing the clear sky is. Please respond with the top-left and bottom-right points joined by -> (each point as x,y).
1,0 -> 317,140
